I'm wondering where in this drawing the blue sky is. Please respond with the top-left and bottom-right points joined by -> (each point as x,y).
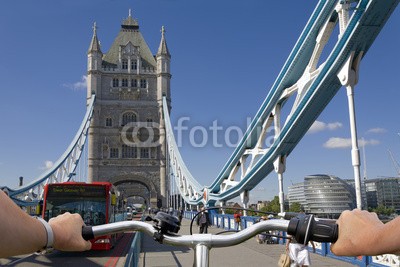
1,1 -> 399,203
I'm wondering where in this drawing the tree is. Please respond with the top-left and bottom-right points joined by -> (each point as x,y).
260,196 -> 280,213
373,205 -> 395,216
289,202 -> 302,212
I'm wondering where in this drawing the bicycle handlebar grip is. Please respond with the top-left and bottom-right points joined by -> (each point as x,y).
82,226 -> 94,241
287,215 -> 338,244
309,218 -> 338,243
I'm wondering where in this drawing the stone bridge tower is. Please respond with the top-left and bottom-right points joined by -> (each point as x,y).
86,12 -> 171,208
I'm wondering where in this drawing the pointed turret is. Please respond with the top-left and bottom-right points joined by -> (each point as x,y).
156,26 -> 171,75
87,22 -> 103,105
156,26 -> 171,112
88,22 -> 102,54
87,21 -> 103,72
157,26 -> 170,57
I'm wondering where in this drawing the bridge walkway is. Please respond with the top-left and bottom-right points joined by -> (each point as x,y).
138,218 -> 355,266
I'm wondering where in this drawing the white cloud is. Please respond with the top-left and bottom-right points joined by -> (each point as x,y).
40,160 -> 54,170
253,186 -> 266,191
62,75 -> 87,90
359,139 -> 380,147
308,120 -> 343,134
323,137 -> 380,149
367,128 -> 387,134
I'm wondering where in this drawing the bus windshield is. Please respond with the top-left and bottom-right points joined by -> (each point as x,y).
43,184 -> 108,226
44,197 -> 106,226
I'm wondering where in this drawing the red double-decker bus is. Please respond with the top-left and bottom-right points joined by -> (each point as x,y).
42,182 -> 122,250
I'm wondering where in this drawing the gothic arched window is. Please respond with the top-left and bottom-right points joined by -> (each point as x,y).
122,59 -> 128,69
131,60 -> 137,70
140,79 -> 147,89
122,144 -> 137,158
112,78 -> 119,87
122,112 -> 137,126
131,79 -> 137,88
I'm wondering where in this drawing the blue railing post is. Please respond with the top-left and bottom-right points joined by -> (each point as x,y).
321,242 -> 328,256
362,256 -> 370,266
280,231 -> 287,245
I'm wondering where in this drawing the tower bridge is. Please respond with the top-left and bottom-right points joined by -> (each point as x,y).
2,0 -> 400,217
2,1 -> 400,266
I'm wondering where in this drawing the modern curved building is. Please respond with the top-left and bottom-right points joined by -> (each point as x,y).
288,174 -> 356,218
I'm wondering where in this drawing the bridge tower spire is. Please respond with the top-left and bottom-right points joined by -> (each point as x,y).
156,25 -> 172,208
87,21 -> 102,104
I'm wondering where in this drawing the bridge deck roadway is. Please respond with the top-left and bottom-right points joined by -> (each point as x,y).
139,218 -> 355,267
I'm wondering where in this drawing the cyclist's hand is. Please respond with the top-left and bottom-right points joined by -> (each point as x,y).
330,209 -> 383,256
49,212 -> 92,251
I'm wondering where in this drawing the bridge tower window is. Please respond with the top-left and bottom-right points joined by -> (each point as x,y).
122,59 -> 128,69
121,112 -> 137,126
131,60 -> 137,70
112,78 -> 119,87
140,147 -> 149,159
122,78 -> 128,87
110,148 -> 119,158
122,144 -> 137,158
140,79 -> 147,89
131,79 -> 137,88
105,117 -> 112,127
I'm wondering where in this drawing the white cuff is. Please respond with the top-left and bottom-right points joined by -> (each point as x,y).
35,216 -> 54,250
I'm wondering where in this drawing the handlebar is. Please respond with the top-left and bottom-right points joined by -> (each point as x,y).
287,214 -> 338,244
82,213 -> 338,248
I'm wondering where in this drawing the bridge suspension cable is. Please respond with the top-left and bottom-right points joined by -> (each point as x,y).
163,97 -> 203,205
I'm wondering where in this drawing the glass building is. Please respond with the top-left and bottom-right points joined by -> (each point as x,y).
287,183 -> 308,211
288,174 -> 356,218
364,177 -> 400,212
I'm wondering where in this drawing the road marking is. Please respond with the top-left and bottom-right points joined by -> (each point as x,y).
104,233 -> 134,267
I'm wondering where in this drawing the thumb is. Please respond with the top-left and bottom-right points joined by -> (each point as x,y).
83,240 -> 92,251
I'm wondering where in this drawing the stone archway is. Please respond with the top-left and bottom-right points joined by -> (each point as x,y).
111,174 -> 159,208
118,182 -> 150,207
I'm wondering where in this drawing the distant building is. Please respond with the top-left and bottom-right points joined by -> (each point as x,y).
232,202 -> 242,209
256,200 -> 270,210
225,202 -> 243,208
288,174 -> 356,218
249,203 -> 258,210
364,177 -> 400,212
344,178 -> 367,209
287,183 -> 307,211
365,180 -> 378,208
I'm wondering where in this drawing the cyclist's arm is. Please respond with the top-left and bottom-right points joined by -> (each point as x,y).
331,209 -> 400,256
0,190 -> 91,258
0,190 -> 49,257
